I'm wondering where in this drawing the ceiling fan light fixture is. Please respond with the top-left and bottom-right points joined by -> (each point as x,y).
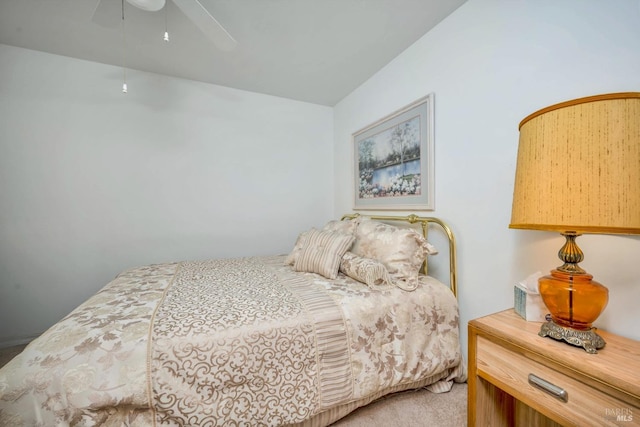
126,0 -> 165,12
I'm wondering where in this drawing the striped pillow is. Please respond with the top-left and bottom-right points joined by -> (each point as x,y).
294,229 -> 355,279
284,218 -> 358,266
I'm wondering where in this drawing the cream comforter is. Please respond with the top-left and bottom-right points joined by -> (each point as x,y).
0,256 -> 465,426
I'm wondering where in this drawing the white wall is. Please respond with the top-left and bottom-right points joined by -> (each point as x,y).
2,1 -> 639,355
0,44 -> 334,346
334,0 -> 640,357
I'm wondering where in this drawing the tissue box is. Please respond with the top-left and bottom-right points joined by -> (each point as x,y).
514,283 -> 547,322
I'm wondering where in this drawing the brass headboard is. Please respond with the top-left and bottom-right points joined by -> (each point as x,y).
340,213 -> 458,298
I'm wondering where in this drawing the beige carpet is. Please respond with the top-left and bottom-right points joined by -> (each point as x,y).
331,383 -> 467,427
0,344 -> 25,369
0,344 -> 467,426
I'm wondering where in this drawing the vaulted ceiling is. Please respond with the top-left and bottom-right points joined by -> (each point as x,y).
0,0 -> 467,105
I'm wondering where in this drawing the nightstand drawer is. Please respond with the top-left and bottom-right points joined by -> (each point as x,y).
476,335 -> 634,426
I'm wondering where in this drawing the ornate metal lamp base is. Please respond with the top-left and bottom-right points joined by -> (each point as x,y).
539,320 -> 606,354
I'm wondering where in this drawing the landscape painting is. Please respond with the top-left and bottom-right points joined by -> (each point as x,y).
353,94 -> 434,210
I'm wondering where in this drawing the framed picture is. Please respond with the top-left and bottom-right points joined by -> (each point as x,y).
353,93 -> 435,211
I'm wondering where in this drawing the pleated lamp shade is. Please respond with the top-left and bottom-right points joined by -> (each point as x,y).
510,92 -> 640,235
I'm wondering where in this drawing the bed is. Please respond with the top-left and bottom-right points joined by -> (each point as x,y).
0,214 -> 466,426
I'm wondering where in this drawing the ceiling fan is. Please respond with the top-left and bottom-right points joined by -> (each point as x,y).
92,0 -> 237,51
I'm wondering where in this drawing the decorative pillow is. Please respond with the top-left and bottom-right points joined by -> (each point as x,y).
293,229 -> 355,279
284,230 -> 309,266
286,218 -> 358,266
351,219 -> 437,291
322,218 -> 358,235
339,252 -> 393,287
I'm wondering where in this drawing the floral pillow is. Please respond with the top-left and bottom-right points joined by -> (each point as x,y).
339,252 -> 392,287
293,229 -> 355,279
351,219 -> 437,291
284,230 -> 309,266
322,218 -> 359,235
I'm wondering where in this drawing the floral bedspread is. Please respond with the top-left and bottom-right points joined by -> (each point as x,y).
0,256 -> 464,426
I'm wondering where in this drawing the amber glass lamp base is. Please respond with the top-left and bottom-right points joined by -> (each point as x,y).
538,269 -> 609,354
536,232 -> 609,353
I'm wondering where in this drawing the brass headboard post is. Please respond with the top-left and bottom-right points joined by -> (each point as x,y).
340,213 -> 458,298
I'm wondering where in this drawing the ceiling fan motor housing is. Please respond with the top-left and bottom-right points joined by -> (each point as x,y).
127,0 -> 166,12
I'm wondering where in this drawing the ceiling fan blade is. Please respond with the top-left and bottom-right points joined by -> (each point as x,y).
171,0 -> 237,51
91,0 -> 120,28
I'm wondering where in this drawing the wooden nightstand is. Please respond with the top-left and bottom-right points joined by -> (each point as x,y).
468,309 -> 640,427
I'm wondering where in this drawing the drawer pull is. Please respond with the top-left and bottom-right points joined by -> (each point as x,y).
528,374 -> 568,402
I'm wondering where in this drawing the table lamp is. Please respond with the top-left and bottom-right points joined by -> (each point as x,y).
510,92 -> 640,353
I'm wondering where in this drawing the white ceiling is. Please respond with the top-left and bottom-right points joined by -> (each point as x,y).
0,0 -> 466,106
